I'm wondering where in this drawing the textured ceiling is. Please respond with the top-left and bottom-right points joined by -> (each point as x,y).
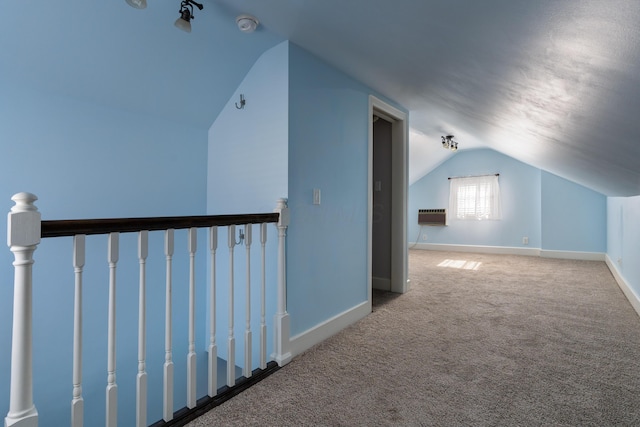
218,0 -> 640,196
2,0 -> 639,196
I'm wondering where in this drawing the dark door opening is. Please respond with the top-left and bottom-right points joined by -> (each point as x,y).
372,115 -> 393,291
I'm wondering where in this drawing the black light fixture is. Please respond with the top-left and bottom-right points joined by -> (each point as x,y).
441,135 -> 458,152
175,0 -> 204,33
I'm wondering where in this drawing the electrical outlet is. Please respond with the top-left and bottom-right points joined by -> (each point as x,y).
422,234 -> 428,241
522,236 -> 529,245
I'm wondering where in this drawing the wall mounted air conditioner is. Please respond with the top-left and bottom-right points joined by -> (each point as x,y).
418,209 -> 447,226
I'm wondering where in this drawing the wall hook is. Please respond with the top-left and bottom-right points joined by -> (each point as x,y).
235,94 -> 246,109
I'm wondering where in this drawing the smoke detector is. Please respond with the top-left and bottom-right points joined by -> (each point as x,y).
236,15 -> 259,33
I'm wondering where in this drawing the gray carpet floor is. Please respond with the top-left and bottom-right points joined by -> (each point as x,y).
188,250 -> 640,426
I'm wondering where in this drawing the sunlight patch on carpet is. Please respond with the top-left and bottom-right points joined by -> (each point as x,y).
437,259 -> 482,270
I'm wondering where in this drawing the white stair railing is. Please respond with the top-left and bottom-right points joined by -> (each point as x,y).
163,228 -> 175,422
226,225 -> 236,387
106,232 -> 119,427
72,234 -> 86,427
4,193 -> 290,427
5,192 -> 40,427
259,223 -> 268,369
273,198 -> 292,366
207,226 -> 218,398
244,224 -> 252,379
187,228 -> 197,409
137,231 -> 148,427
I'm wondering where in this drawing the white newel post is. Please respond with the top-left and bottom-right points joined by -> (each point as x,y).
5,192 -> 41,427
272,198 -> 291,366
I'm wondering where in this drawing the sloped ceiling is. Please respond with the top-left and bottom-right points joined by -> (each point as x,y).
217,0 -> 640,196
2,0 -> 639,196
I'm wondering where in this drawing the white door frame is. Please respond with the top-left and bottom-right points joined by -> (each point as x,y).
368,95 -> 409,305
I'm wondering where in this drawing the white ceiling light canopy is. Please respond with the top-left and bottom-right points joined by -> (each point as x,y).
236,14 -> 259,33
125,0 -> 147,9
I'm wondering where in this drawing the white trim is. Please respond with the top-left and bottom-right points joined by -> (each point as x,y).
372,276 -> 391,291
606,255 -> 640,318
410,243 -> 541,256
410,243 -> 606,261
368,95 -> 408,295
289,301 -> 370,358
540,250 -> 605,261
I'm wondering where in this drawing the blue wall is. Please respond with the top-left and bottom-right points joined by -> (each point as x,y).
286,44 -> 375,336
1,39 -> 406,425
541,171 -> 607,252
209,40 -> 407,343
207,41 -> 289,215
607,196 -> 640,296
409,149 -> 542,248
207,41 -> 289,370
0,83 -> 208,426
408,148 -> 607,253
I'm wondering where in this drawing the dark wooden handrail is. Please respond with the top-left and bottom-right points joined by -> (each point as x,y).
41,213 -> 280,238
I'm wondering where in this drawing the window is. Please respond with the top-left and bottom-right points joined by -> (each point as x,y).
449,175 -> 501,220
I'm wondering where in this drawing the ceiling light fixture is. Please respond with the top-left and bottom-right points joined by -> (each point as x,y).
441,135 -> 458,152
175,0 -> 204,33
125,0 -> 147,9
236,15 -> 259,33
125,0 -> 205,32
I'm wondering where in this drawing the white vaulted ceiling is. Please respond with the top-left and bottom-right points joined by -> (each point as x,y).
217,0 -> 640,195
2,0 -> 639,195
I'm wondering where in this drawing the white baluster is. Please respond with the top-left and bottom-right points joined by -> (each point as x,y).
259,223 -> 267,370
273,198 -> 292,366
187,228 -> 197,409
163,229 -> 174,422
72,234 -> 85,427
136,231 -> 148,427
208,227 -> 218,397
5,192 -> 41,427
227,225 -> 236,387
106,232 -> 119,427
243,224 -> 252,378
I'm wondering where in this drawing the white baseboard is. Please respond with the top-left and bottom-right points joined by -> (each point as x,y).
410,243 -> 605,261
606,255 -> 640,318
372,276 -> 390,291
290,301 -> 370,358
540,250 -> 605,261
410,243 -> 540,256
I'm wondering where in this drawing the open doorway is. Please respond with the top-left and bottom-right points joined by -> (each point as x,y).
372,114 -> 392,291
368,96 -> 409,306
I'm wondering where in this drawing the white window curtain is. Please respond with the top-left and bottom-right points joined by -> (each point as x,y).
449,175 -> 501,220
